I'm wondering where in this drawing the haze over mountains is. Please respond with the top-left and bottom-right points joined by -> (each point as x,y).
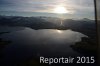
0,16 -> 96,38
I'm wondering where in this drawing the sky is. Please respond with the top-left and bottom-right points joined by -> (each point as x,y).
0,0 -> 95,19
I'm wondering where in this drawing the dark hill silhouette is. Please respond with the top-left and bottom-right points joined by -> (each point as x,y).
0,16 -> 96,37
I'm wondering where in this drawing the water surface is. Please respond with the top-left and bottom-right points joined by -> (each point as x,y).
0,27 -> 87,65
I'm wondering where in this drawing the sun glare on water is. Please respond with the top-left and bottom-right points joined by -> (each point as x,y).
54,6 -> 69,14
56,30 -> 63,33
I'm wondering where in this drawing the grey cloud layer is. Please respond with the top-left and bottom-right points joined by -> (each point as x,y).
0,0 -> 95,19
0,0 -> 94,12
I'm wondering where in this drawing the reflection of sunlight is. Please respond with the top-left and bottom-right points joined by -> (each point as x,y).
60,20 -> 63,26
56,30 -> 63,33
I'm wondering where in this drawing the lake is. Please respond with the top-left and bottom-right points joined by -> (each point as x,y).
0,26 -> 87,65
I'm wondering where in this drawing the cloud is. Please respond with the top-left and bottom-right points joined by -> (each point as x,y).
0,0 -> 95,19
0,0 -> 94,12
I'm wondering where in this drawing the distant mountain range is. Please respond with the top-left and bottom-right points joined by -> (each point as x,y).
0,16 -> 96,38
